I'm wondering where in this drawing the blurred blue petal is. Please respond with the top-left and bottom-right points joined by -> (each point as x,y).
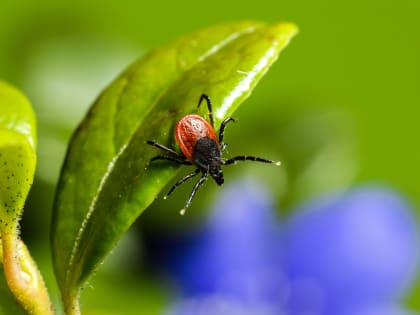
167,295 -> 283,315
340,304 -> 415,315
166,180 -> 288,307
284,187 -> 420,313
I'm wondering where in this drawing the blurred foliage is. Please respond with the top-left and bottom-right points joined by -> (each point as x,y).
0,0 -> 419,313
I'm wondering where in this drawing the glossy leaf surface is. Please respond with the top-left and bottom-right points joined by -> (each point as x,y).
51,21 -> 298,305
0,81 -> 36,233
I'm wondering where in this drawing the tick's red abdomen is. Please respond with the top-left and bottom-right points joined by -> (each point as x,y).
175,114 -> 218,162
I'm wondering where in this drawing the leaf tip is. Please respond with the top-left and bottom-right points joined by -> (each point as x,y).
272,22 -> 299,37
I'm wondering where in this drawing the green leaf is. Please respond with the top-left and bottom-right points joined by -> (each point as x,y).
0,81 -> 37,233
51,21 -> 298,309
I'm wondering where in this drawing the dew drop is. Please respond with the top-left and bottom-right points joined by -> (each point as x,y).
179,208 -> 186,216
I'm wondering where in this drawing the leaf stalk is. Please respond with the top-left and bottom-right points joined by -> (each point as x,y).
1,233 -> 55,315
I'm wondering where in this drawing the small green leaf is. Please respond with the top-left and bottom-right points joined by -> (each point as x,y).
0,83 -> 53,315
0,81 -> 37,233
51,21 -> 298,310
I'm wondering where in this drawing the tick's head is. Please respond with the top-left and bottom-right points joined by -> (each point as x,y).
209,163 -> 224,185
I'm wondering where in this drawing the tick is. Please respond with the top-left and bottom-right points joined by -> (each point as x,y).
147,94 -> 280,215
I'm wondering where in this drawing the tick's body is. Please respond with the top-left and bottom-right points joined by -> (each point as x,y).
147,94 -> 279,215
176,114 -> 219,162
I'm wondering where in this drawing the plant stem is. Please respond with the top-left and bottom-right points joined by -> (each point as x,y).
64,289 -> 81,315
1,233 -> 55,315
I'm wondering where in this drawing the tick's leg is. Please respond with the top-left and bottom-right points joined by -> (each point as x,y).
223,155 -> 281,166
180,172 -> 208,215
165,169 -> 200,199
197,94 -> 214,128
219,117 -> 235,147
147,140 -> 183,157
150,155 -> 192,165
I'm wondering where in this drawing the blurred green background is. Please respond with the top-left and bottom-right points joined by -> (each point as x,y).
0,0 -> 419,314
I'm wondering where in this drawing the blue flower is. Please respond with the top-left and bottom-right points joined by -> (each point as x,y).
154,180 -> 420,315
284,187 -> 420,315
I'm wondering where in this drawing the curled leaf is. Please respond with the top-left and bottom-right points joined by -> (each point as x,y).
0,81 -> 36,233
51,21 -> 298,312
0,82 -> 53,315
